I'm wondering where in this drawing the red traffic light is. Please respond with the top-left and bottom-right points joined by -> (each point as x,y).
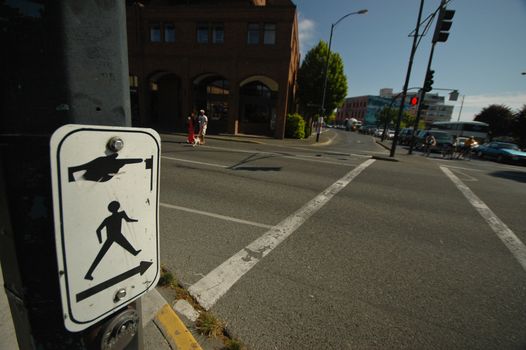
410,96 -> 419,106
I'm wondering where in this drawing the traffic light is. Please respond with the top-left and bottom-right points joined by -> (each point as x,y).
410,96 -> 419,106
433,5 -> 455,43
423,69 -> 435,92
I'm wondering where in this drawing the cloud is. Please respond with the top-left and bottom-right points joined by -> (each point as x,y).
454,91 -> 526,121
463,91 -> 526,110
298,15 -> 316,58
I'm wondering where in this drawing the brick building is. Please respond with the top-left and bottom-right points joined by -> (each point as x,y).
126,0 -> 300,138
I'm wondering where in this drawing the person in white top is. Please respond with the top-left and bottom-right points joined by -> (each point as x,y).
198,109 -> 208,144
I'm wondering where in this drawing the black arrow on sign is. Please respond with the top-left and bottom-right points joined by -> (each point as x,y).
76,261 -> 153,302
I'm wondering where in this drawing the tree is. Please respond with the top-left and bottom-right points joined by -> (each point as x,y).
474,104 -> 514,139
297,41 -> 347,119
376,107 -> 397,127
512,105 -> 526,148
401,111 -> 424,129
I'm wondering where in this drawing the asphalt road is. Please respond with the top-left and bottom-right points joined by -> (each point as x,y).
158,129 -> 526,349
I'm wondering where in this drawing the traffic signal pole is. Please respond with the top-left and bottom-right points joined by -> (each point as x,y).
1,2 -> 142,349
389,0 -> 425,158
408,0 -> 454,155
408,42 -> 436,155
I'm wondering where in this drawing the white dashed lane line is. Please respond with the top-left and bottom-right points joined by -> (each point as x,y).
160,203 -> 273,229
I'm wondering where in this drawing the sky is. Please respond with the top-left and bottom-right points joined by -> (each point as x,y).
294,0 -> 526,121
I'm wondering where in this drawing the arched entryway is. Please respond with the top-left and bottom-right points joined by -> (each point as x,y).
148,72 -> 182,131
239,76 -> 278,135
193,74 -> 230,134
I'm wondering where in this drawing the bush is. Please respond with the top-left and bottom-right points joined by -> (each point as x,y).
285,113 -> 306,139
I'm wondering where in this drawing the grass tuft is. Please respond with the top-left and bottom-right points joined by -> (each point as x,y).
222,338 -> 245,350
158,266 -> 176,287
196,311 -> 224,338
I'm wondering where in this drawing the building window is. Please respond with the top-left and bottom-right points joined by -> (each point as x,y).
164,23 -> 175,42
197,23 -> 209,43
212,24 -> 224,44
263,23 -> 276,44
150,23 -> 161,42
247,23 -> 259,44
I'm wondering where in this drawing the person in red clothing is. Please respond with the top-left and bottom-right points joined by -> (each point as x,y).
187,111 -> 196,144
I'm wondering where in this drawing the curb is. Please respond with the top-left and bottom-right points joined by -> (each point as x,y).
160,131 -> 336,147
155,304 -> 203,350
143,289 -> 203,350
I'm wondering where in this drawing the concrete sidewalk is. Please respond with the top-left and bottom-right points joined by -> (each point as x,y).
161,128 -> 337,147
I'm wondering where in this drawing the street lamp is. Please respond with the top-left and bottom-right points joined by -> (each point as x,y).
318,9 -> 368,142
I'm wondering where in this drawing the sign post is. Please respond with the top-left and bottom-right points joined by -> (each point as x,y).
0,1 -> 153,349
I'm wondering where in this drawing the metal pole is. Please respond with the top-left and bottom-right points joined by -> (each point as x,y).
457,94 -> 465,121
0,2 -> 142,349
318,24 -> 335,143
390,0 -> 425,157
408,41 -> 436,155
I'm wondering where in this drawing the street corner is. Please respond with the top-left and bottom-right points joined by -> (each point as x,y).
309,130 -> 337,146
154,303 -> 203,350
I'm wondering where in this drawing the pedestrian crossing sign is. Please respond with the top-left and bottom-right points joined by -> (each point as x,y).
50,124 -> 160,332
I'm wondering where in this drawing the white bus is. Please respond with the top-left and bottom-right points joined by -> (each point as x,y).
430,121 -> 489,141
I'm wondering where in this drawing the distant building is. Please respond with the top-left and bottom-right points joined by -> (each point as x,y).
336,95 -> 392,126
406,92 -> 454,124
126,0 -> 300,138
337,89 -> 454,127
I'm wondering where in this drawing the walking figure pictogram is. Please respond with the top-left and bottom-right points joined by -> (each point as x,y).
84,201 -> 141,280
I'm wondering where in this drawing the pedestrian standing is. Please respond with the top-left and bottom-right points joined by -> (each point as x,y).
187,112 -> 196,144
424,132 -> 436,157
198,109 -> 208,145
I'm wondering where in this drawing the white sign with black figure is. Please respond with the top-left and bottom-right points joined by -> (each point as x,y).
50,124 -> 160,332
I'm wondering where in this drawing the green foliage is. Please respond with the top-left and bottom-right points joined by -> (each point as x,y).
326,114 -> 336,125
401,111 -> 424,129
376,107 -> 397,126
158,267 -> 176,287
297,41 -> 347,117
285,113 -> 306,139
474,104 -> 514,138
512,105 -> 526,148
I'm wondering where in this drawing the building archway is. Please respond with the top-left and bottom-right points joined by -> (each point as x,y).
192,74 -> 230,134
148,71 -> 182,131
239,76 -> 278,135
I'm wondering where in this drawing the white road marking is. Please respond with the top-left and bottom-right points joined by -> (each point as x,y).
160,203 -> 273,229
446,168 -> 478,182
162,156 -> 227,168
441,165 -> 484,172
188,159 -> 376,310
441,166 -> 526,272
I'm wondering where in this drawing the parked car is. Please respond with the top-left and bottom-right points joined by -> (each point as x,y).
476,142 -> 526,164
386,130 -> 395,139
398,128 -> 414,145
374,128 -> 384,137
414,130 -> 454,152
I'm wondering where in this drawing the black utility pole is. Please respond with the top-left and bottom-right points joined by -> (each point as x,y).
390,0 -> 425,157
1,2 -> 142,349
408,0 -> 455,155
408,44 -> 435,155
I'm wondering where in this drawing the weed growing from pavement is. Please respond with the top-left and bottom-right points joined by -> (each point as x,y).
158,266 -> 177,288
158,266 -> 246,349
222,338 -> 246,350
196,311 -> 224,337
